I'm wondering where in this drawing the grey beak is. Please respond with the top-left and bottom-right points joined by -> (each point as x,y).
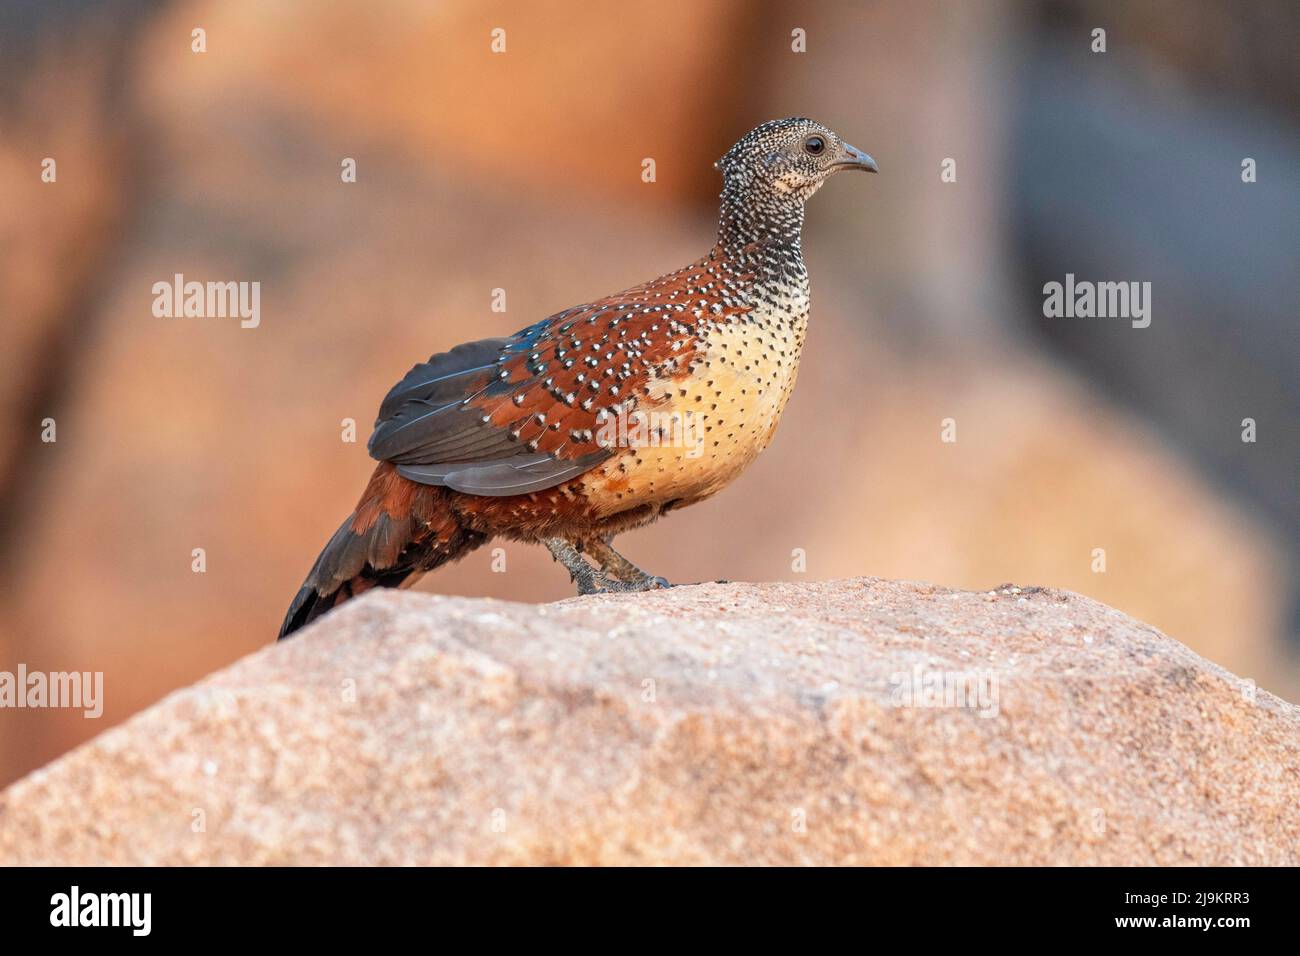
835,143 -> 878,173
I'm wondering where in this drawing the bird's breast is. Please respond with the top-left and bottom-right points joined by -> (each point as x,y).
574,282 -> 810,515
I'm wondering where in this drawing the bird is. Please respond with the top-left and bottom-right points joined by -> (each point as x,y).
279,117 -> 876,639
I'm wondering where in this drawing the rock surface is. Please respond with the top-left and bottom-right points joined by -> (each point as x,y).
1,578 -> 1296,865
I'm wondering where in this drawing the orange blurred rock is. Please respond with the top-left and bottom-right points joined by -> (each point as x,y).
0,28 -> 131,491
138,0 -> 755,205
1,580 -> 1295,865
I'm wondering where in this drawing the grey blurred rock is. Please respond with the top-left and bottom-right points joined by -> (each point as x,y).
1011,42 -> 1300,632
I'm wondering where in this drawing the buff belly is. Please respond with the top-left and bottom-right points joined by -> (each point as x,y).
574,311 -> 807,518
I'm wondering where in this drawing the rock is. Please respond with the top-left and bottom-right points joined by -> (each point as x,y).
1,578 -> 1295,865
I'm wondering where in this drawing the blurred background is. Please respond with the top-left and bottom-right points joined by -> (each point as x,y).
0,0 -> 1296,789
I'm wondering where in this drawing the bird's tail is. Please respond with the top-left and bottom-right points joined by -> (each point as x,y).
278,463 -> 488,640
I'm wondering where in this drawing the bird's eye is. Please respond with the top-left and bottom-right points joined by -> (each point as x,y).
804,136 -> 825,156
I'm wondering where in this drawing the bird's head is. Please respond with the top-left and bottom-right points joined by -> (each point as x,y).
715,117 -> 877,205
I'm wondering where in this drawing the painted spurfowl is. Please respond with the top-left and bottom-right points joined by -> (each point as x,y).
279,117 -> 876,639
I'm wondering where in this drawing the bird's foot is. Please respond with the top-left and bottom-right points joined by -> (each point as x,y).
579,570 -> 673,595
581,537 -> 674,591
548,537 -> 677,596
619,571 -> 674,591
544,537 -> 656,595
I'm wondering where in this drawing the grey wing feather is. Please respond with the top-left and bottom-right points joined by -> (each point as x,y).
396,450 -> 610,496
368,338 -> 511,462
368,324 -> 612,496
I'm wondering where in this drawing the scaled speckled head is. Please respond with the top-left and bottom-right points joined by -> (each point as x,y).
716,117 -> 877,201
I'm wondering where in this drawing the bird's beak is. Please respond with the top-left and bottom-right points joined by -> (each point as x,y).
833,143 -> 878,173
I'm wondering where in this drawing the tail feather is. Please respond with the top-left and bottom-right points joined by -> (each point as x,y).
278,465 -> 487,640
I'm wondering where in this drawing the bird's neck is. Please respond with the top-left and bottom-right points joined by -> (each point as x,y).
716,186 -> 808,288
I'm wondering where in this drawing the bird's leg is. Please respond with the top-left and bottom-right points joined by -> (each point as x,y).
583,536 -> 672,590
543,537 -> 635,595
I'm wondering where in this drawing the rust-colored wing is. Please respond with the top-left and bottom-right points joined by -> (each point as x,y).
367,252 -> 751,496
